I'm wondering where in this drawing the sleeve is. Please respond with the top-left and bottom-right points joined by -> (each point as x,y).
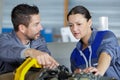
0,34 -> 25,63
97,31 -> 119,63
32,35 -> 51,55
20,48 -> 29,59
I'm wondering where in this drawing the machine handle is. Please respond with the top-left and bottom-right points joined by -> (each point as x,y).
14,58 -> 42,80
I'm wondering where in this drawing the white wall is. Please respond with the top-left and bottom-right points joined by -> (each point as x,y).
2,0 -> 64,29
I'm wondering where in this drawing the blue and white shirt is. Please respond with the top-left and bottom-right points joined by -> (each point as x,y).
70,30 -> 120,79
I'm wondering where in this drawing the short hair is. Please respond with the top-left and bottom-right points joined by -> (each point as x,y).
11,4 -> 39,31
67,5 -> 91,21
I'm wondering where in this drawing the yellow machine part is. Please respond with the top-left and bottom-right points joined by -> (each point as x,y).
14,58 -> 42,80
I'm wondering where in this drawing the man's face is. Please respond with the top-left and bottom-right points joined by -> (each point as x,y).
24,14 -> 43,40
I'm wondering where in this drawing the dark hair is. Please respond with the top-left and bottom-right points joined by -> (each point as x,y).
11,4 -> 39,31
67,5 -> 91,21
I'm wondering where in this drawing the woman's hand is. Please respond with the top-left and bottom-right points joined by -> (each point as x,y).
74,68 -> 82,73
83,67 -> 100,76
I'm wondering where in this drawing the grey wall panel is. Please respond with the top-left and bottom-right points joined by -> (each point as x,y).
69,0 -> 120,37
2,0 -> 64,29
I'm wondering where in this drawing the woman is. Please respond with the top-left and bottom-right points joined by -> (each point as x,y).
67,5 -> 120,79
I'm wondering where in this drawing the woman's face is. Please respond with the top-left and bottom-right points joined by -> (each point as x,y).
68,14 -> 92,39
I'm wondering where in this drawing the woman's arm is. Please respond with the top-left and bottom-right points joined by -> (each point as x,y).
83,52 -> 111,76
97,52 -> 111,75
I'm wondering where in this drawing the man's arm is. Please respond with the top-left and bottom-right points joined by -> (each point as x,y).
24,48 -> 59,68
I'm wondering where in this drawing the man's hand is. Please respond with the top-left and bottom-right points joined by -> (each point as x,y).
24,48 -> 59,69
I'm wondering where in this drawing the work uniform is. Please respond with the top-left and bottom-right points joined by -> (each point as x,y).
0,30 -> 50,80
70,30 -> 120,79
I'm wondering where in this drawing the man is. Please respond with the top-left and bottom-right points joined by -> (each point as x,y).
0,3 -> 59,80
